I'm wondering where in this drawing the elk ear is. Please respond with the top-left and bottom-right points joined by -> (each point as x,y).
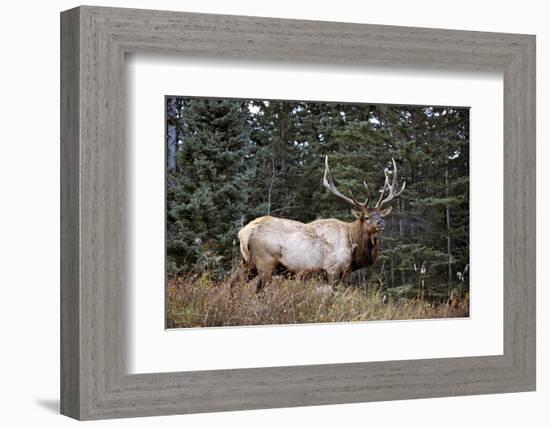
380,206 -> 393,217
351,209 -> 364,220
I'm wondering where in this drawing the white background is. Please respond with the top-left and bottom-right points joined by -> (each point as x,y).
128,57 -> 503,373
0,0 -> 547,426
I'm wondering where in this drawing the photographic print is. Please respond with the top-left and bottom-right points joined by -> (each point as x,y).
166,97 -> 470,328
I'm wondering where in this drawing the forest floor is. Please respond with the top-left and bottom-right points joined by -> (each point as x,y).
166,271 -> 469,329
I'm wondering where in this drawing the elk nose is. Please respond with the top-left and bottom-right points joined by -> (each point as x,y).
376,219 -> 385,230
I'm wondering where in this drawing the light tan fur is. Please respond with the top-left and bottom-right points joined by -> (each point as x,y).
238,215 -> 378,291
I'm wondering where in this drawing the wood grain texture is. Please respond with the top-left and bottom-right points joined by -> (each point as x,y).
60,5 -> 536,420
60,7 -> 80,419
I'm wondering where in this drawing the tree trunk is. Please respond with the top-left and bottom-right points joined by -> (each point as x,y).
398,199 -> 405,286
445,157 -> 452,285
167,125 -> 178,172
266,155 -> 275,216
390,256 -> 395,288
166,98 -> 178,172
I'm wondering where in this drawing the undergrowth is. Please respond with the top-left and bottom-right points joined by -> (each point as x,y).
166,269 -> 469,328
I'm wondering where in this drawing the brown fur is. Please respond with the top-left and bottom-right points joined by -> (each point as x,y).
348,216 -> 380,272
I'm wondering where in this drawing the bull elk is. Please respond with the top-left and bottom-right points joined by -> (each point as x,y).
238,157 -> 405,291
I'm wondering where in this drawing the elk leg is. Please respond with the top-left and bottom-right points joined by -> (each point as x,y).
253,275 -> 263,293
253,271 -> 272,293
326,270 -> 344,289
254,259 -> 277,293
226,261 -> 254,292
226,263 -> 244,289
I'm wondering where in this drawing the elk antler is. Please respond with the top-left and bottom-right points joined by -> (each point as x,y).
375,158 -> 406,208
323,156 -> 369,209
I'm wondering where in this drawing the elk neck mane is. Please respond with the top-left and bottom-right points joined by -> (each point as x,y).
348,218 -> 378,271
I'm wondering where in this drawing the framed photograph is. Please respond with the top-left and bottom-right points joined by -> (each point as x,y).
61,6 -> 536,420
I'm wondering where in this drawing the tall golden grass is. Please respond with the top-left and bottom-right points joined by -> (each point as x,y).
166,271 -> 469,328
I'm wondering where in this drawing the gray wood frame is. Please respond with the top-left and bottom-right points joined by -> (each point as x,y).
60,5 -> 536,420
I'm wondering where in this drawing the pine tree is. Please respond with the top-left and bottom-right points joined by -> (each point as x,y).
166,98 -> 252,276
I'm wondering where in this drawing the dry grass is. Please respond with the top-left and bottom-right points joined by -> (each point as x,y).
166,271 -> 469,329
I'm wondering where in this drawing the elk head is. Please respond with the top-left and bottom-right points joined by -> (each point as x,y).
323,156 -> 405,237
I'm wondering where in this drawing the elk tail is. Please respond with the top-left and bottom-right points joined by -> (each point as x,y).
237,227 -> 252,263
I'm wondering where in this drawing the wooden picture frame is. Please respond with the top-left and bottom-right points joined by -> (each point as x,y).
60,5 -> 536,420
